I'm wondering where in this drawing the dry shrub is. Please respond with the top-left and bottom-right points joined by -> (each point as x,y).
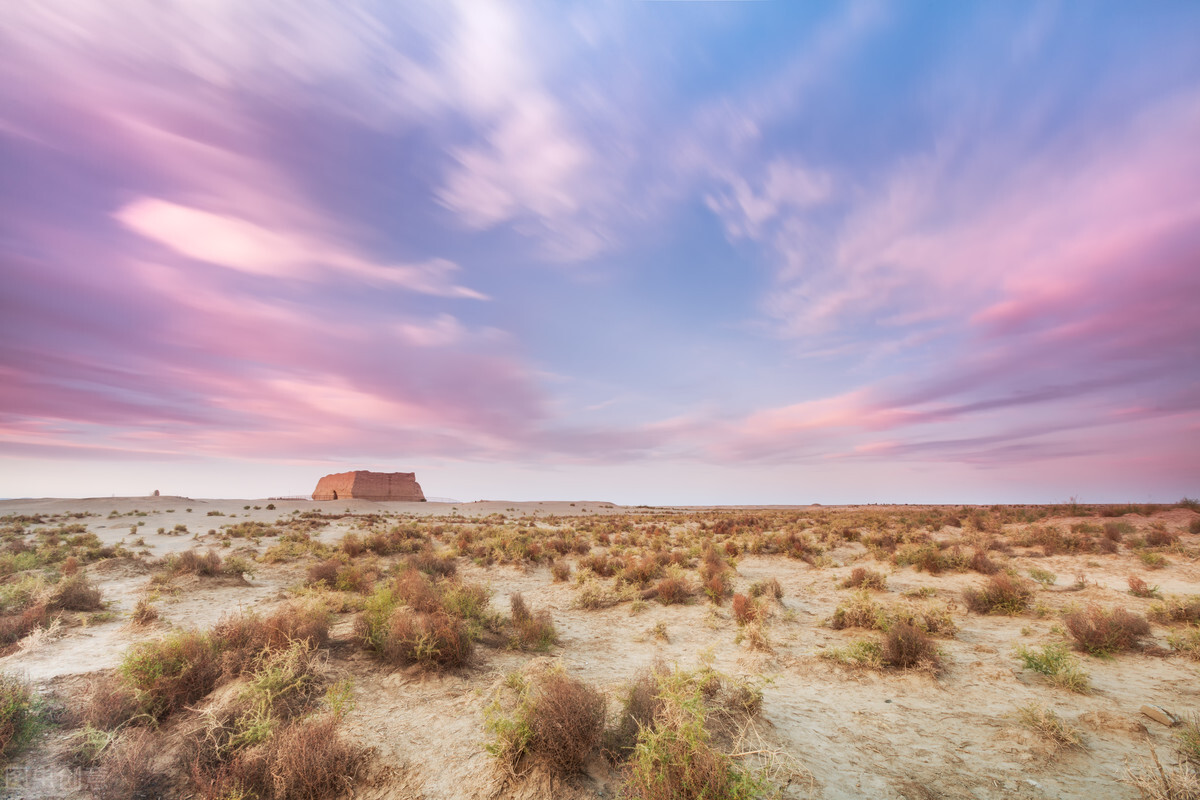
213,603 -> 331,676
262,715 -> 362,800
1017,703 -> 1084,750
551,560 -> 571,582
970,549 -> 1000,575
131,598 -> 158,626
49,573 -> 103,611
510,593 -> 556,651
747,578 -> 783,600
0,602 -> 51,646
1145,528 -> 1180,548
380,609 -> 472,667
392,568 -> 443,613
623,674 -> 762,800
406,548 -> 458,577
120,630 -> 220,720
579,554 -> 621,577
340,533 -> 364,558
621,555 -> 664,586
61,555 -> 79,576
741,621 -> 772,653
654,576 -> 693,605
306,558 -> 341,588
699,552 -> 734,603
77,673 -> 143,731
1064,604 -> 1151,656
963,573 -> 1034,615
702,571 -> 732,604
0,672 -> 37,759
1150,595 -> 1200,625
1129,575 -> 1162,599
881,622 -> 940,671
89,727 -> 164,800
190,714 -> 361,800
841,567 -> 887,590
1124,753 -> 1200,800
731,593 -> 760,625
528,672 -> 606,774
177,549 -> 223,576
604,666 -> 665,760
829,589 -> 885,630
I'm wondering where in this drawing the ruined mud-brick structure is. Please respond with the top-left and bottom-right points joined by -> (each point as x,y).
311,471 -> 426,502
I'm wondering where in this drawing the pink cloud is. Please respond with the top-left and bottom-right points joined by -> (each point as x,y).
117,198 -> 487,298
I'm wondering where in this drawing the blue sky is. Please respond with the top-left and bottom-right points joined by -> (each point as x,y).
1,1 -> 1198,502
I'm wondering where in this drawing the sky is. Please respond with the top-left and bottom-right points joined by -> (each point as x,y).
1,1 -> 1198,504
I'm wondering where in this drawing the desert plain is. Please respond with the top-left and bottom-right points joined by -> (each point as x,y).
0,495 -> 1197,800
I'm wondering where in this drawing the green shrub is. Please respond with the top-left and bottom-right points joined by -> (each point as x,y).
624,671 -> 763,800
1014,643 -> 1090,693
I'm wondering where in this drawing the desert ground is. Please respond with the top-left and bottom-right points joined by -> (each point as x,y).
0,496 -> 1197,799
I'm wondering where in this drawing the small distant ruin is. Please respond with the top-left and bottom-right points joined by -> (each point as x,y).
311,471 -> 426,502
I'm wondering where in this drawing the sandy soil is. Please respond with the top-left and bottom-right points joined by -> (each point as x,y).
1,496 -> 1197,799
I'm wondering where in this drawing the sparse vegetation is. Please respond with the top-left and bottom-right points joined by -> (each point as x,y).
963,573 -> 1034,615
1015,643 -> 1091,692
0,672 -> 40,761
1016,703 -> 1084,750
1063,604 -> 1151,656
841,567 -> 887,590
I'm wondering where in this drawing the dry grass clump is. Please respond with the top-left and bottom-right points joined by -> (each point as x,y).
881,622 -> 941,671
1016,703 -> 1084,750
131,597 -> 158,626
731,593 -> 762,625
48,572 -> 103,611
1130,575 -> 1163,599
963,573 -> 1034,615
405,547 -> 458,577
621,668 -> 765,800
653,574 -> 695,605
1150,595 -> 1200,625
528,671 -> 607,773
893,542 -> 968,574
841,567 -> 887,590
120,629 -> 222,720
699,547 -> 735,604
88,726 -> 163,800
602,665 -> 666,760
355,570 -> 494,668
0,672 -> 39,761
379,610 -> 472,668
183,642 -> 360,800
1167,628 -> 1200,661
1014,643 -> 1091,693
828,589 -> 956,636
75,673 -> 143,731
509,593 -> 557,651
1124,755 -> 1200,800
175,548 -> 223,576
747,577 -> 783,600
106,602 -> 331,724
486,667 -> 606,777
1179,715 -> 1200,767
306,557 -> 378,594
1064,604 -> 1151,656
